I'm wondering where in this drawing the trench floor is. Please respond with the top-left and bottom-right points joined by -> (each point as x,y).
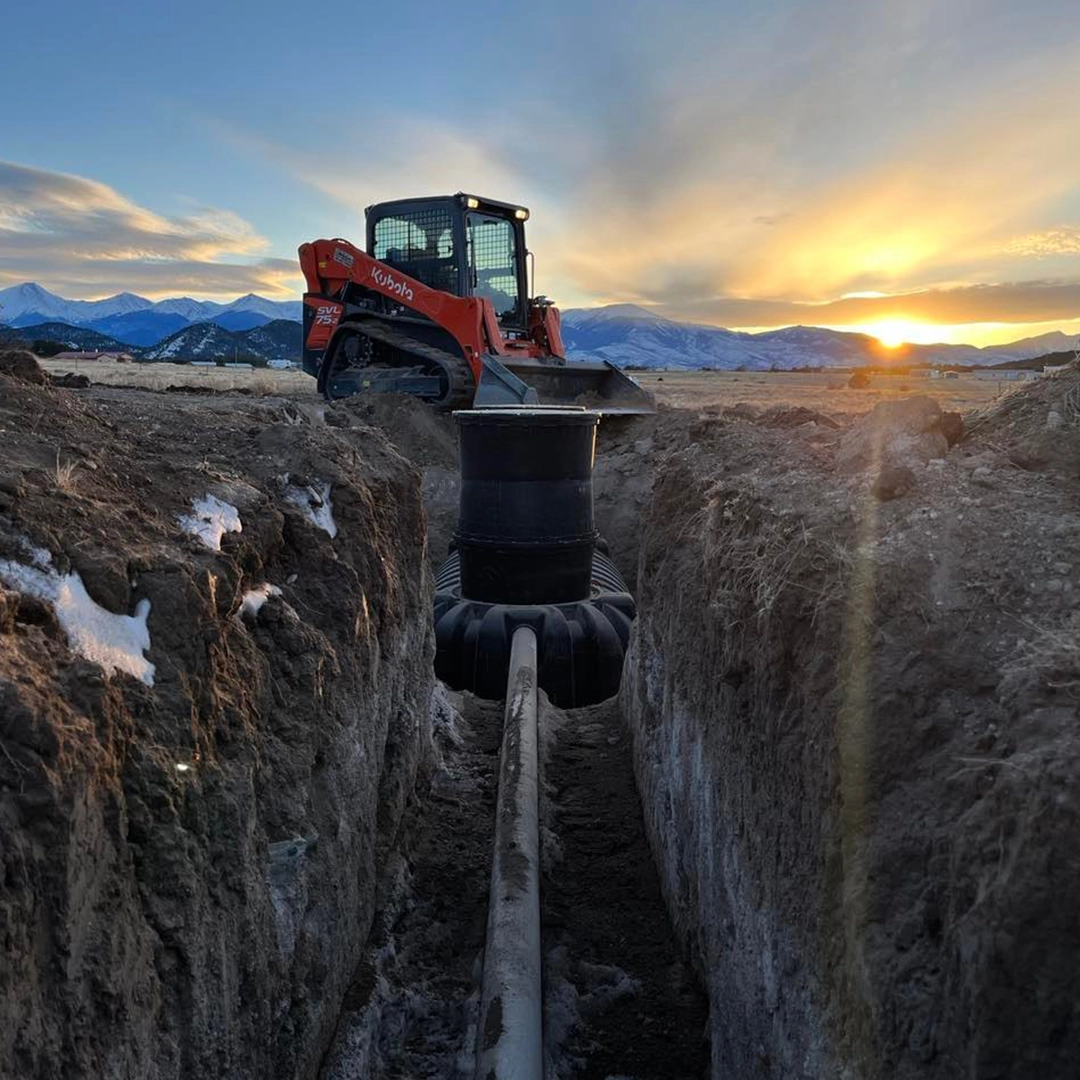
541,697 -> 710,1078
321,688 -> 708,1079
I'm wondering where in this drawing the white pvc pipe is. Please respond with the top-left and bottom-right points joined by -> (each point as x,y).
475,626 -> 543,1080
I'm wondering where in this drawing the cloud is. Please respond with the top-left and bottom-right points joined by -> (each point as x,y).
535,55 -> 1080,312
0,160 -> 302,298
659,280 -> 1080,329
1004,227 -> 1080,258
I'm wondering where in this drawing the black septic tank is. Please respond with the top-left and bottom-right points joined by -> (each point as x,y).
434,406 -> 636,707
455,407 -> 598,604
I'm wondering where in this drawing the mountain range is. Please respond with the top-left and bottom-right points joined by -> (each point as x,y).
1,283 -> 1075,369
560,304 -> 1078,371
144,320 -> 300,362
0,318 -> 301,364
0,282 -> 302,346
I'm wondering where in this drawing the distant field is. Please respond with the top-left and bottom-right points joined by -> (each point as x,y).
39,358 -> 1017,414
39,358 -> 316,396
630,369 -> 1013,413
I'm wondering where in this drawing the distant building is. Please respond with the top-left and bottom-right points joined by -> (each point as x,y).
973,369 -> 1038,381
52,350 -> 134,362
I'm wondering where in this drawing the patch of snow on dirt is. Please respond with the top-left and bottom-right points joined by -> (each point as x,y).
0,559 -> 154,685
543,945 -> 641,1079
320,857 -> 481,1080
179,494 -> 242,550
15,538 -> 53,569
284,482 -> 337,538
238,583 -> 281,619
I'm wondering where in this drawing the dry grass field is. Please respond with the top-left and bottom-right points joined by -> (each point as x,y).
630,368 -> 1014,413
38,357 -> 1018,414
38,358 -> 316,396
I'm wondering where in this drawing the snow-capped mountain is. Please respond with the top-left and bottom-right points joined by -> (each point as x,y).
220,293 -> 297,319
0,282 -> 153,322
149,297 -> 224,319
0,283 -> 301,345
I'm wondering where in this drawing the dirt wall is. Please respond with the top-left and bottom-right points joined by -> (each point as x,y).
0,368 -> 434,1079
622,378 -> 1080,1078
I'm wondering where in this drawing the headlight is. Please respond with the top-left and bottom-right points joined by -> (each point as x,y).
466,196 -> 480,209
514,208 -> 529,220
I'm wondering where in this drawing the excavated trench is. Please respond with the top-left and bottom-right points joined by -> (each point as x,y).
4,366 -> 1080,1080
318,407 -> 710,1079
328,386 -> 1080,1080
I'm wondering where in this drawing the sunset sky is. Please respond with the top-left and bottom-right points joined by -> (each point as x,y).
1,0 -> 1078,346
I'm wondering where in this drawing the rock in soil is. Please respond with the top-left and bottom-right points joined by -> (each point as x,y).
871,464 -> 916,500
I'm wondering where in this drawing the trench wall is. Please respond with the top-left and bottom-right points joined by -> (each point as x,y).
621,431 -> 1080,1080
0,376 -> 434,1079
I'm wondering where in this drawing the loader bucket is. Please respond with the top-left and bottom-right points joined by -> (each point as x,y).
497,356 -> 656,415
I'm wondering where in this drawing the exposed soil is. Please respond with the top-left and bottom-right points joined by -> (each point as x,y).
540,697 -> 710,1079
327,394 -> 461,573
322,685 -> 710,1080
0,356 -> 434,1079
6,346 -> 1080,1080
320,688 -> 501,1079
621,366 -> 1080,1078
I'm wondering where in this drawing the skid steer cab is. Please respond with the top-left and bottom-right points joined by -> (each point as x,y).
298,192 -> 654,414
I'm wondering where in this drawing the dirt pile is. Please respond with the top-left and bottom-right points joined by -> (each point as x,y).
964,361 -> 1080,475
0,371 -> 434,1079
621,368 -> 1080,1078
1,347 -> 88,389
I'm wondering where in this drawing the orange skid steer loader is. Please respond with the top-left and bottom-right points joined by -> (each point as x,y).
298,192 -> 654,414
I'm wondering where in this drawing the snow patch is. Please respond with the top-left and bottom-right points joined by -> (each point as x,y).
238,582 -> 282,619
179,494 -> 242,550
548,946 -> 639,1071
16,537 -> 53,569
0,559 -> 154,685
543,946 -> 641,1079
284,481 -> 337,538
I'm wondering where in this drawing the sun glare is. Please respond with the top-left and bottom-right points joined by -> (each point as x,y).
857,319 -> 937,349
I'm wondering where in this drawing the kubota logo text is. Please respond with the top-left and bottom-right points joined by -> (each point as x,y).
371,267 -> 414,301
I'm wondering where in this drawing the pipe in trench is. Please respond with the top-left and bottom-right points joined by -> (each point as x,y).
475,625 -> 543,1080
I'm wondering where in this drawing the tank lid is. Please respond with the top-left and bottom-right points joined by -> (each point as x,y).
454,406 -> 599,425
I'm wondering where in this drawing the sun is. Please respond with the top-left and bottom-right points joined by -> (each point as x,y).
857,319 -> 938,349
863,320 -> 915,348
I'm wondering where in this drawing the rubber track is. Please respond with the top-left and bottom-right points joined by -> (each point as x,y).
333,317 -> 475,408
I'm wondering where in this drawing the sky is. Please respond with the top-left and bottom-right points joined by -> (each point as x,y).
1,0 -> 1078,346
